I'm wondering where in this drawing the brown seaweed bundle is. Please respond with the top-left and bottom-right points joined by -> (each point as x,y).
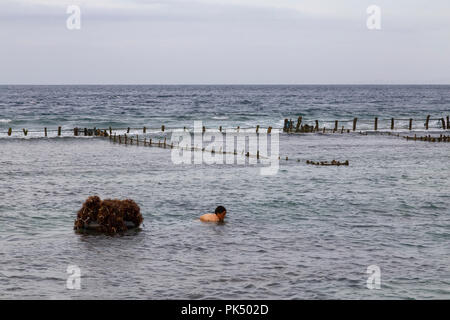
74,195 -> 102,229
74,196 -> 143,234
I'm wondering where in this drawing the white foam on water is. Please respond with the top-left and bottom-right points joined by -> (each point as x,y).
0,119 -> 12,123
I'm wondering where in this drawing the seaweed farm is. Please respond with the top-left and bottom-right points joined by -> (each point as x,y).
1,85 -> 449,299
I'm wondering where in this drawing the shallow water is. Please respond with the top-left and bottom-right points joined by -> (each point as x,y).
0,86 -> 449,299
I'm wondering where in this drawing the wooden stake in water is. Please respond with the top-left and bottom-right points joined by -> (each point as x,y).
409,118 -> 413,131
391,118 -> 394,130
161,125 -> 165,132
58,126 -> 62,136
127,127 -> 130,134
315,120 -> 319,132
44,128 -> 47,137
425,115 -> 430,130
334,120 -> 338,132
256,125 -> 260,134
283,119 -> 288,133
447,116 -> 450,129
268,126 -> 272,134
374,117 -> 378,131
143,127 -> 146,134
295,116 -> 302,132
353,118 -> 357,131
23,129 -> 28,136
441,118 -> 446,129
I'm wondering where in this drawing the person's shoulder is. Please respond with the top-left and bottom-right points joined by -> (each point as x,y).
200,213 -> 216,222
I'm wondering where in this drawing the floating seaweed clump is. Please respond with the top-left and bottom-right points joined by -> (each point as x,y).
306,160 -> 349,166
74,196 -> 143,234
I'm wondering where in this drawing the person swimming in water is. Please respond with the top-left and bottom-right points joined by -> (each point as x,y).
200,206 -> 227,222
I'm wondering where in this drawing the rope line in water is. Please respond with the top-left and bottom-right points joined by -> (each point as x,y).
108,133 -> 353,165
2,114 -> 449,141
1,115 -> 449,135
107,132 -> 271,160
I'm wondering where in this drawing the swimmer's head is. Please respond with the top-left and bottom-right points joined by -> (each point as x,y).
215,206 -> 227,221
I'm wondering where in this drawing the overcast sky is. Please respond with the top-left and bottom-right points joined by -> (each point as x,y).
1,0 -> 449,84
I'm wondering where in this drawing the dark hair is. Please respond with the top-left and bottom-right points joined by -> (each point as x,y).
215,206 -> 226,215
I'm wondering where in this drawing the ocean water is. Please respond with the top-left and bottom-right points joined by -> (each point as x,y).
0,85 -> 449,299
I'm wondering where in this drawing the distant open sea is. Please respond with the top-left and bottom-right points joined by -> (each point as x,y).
0,85 -> 449,299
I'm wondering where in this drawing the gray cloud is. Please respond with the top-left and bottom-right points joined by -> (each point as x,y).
1,0 -> 449,84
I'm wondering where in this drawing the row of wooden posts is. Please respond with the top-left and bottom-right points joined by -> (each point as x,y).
3,115 -> 449,138
283,116 -> 450,133
107,125 -> 272,135
3,125 -> 274,137
107,132 -> 351,164
403,134 -> 450,143
5,126 -> 64,137
108,132 -> 268,160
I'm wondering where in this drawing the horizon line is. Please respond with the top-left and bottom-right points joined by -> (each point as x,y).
1,83 -> 450,86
